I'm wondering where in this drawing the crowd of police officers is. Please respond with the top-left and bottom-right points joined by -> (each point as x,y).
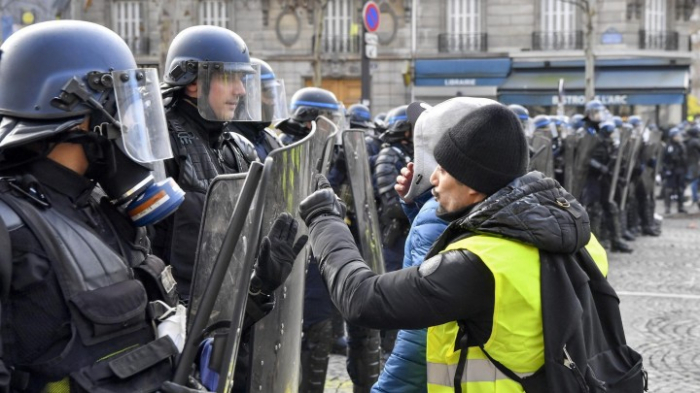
0,19 -> 697,393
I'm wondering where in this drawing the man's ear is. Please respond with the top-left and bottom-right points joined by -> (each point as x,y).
185,81 -> 198,97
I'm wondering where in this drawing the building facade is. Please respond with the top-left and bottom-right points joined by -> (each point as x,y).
1,0 -> 697,124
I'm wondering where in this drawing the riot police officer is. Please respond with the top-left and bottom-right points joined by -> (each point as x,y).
374,105 -> 413,273
155,25 -> 262,300
277,87 -> 346,393
508,104 -> 533,137
347,103 -> 382,161
662,128 -> 688,214
229,57 -> 285,160
580,115 -> 633,253
278,87 -> 345,146
0,20 -> 185,391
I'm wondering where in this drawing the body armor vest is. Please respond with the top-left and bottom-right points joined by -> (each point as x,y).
0,181 -> 175,391
167,112 -> 252,194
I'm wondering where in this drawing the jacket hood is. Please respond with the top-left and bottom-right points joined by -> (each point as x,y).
452,171 -> 590,254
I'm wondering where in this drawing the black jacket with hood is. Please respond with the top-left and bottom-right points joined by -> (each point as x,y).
308,172 -> 592,341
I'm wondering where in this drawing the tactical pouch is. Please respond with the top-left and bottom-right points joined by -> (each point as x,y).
70,336 -> 178,393
70,280 -> 149,346
134,254 -> 179,307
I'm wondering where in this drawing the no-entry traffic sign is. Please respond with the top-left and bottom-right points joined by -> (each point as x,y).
363,1 -> 380,33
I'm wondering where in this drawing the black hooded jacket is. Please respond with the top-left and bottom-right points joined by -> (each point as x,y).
308,172 -> 592,343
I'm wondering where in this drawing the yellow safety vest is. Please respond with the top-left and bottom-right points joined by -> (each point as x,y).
426,234 -> 608,393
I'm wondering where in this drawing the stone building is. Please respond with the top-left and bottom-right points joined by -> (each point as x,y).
2,0 -> 697,124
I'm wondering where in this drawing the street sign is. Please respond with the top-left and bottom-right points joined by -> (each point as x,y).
363,1 -> 380,33
365,44 -> 377,59
364,32 -> 378,45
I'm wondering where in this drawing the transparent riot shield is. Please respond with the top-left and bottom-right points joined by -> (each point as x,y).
246,115 -> 337,392
640,129 -> 663,195
343,129 -> 385,274
608,127 -> 632,204
314,116 -> 339,176
563,133 -> 577,194
174,162 -> 264,386
571,132 -> 598,200
529,132 -> 554,178
620,131 -> 642,210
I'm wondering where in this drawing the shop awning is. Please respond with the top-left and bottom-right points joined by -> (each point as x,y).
415,58 -> 511,87
498,68 -> 689,106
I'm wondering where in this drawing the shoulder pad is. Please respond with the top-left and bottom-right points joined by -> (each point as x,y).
0,199 -> 22,231
227,132 -> 260,163
263,128 -> 283,149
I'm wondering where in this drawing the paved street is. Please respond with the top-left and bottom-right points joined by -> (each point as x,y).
324,202 -> 700,392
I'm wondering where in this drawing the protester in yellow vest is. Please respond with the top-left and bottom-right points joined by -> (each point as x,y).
299,103 -> 608,392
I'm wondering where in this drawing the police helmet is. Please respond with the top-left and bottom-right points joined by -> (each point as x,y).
347,104 -> 374,129
599,120 -> 616,134
570,114 -> 585,130
163,26 -> 262,121
0,20 -> 170,164
283,87 -> 344,136
687,125 -> 700,137
612,116 -> 623,128
508,104 -> 532,135
628,115 -> 642,127
380,105 -> 411,143
250,57 -> 288,123
532,115 -> 551,129
584,100 -> 607,124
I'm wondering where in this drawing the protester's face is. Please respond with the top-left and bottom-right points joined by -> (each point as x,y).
208,72 -> 246,120
430,165 -> 481,214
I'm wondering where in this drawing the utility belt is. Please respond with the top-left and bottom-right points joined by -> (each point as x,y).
0,178 -> 179,392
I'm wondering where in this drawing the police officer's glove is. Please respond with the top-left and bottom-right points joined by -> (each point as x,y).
251,212 -> 308,295
161,377 -> 211,393
299,175 -> 347,226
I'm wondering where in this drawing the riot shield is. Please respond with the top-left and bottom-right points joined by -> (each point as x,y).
174,162 -> 264,386
246,114 -> 336,392
620,130 -> 642,210
563,133 -> 577,193
570,132 -> 598,200
343,129 -> 385,274
640,129 -> 663,195
529,131 -> 554,178
608,126 -> 632,204
314,116 -> 339,176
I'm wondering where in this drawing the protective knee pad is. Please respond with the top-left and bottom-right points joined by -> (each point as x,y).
300,319 -> 333,393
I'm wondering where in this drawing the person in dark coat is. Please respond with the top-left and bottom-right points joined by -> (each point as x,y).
298,103 -> 609,393
685,125 -> 700,210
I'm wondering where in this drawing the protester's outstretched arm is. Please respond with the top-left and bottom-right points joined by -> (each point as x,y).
299,176 -> 493,331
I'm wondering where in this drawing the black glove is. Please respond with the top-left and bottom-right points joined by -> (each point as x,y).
161,378 -> 211,393
299,175 -> 347,226
251,212 -> 308,295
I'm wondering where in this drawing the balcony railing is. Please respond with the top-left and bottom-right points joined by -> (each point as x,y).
312,35 -> 360,54
638,30 -> 679,50
123,36 -> 150,56
532,31 -> 583,50
438,33 -> 488,53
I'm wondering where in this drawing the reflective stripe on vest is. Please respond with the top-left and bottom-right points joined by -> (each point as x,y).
426,234 -> 607,392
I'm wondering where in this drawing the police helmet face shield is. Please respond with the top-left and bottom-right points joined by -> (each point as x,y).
113,69 -> 171,163
197,62 -> 261,121
261,77 -> 288,122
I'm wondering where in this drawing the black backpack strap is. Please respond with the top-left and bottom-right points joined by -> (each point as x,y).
453,321 -> 469,393
0,200 -> 12,300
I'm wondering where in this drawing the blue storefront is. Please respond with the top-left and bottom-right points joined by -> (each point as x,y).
413,57 -> 511,104
413,57 -> 690,123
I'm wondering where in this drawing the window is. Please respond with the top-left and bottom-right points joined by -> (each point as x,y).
112,1 -> 146,55
675,0 -> 694,21
627,0 -> 643,20
539,0 -> 577,50
200,0 -> 228,28
645,0 -> 666,32
444,0 -> 482,52
323,0 -> 356,53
